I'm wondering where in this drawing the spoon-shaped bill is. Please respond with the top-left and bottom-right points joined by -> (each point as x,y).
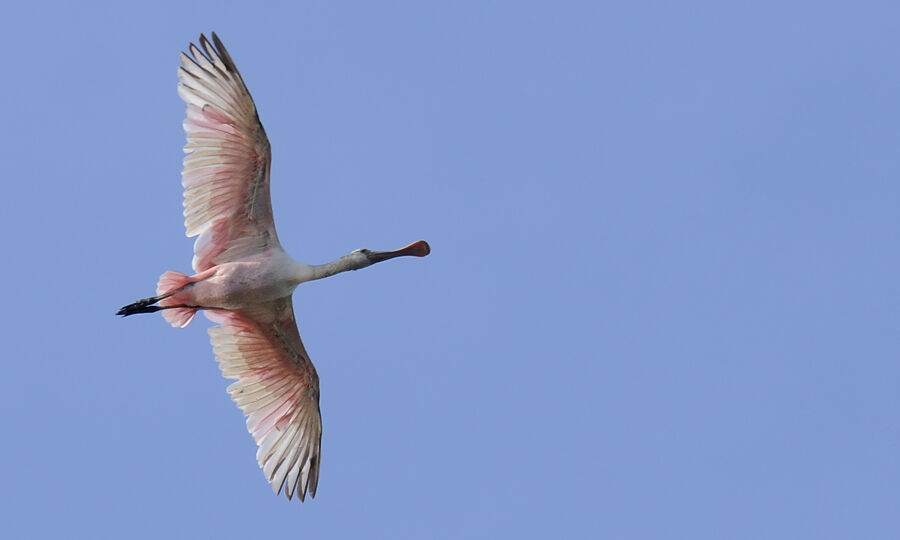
366,240 -> 431,263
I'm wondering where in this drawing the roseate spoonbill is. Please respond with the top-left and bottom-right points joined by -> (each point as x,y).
118,33 -> 430,502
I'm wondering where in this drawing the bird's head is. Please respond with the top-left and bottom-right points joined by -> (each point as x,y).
351,240 -> 431,269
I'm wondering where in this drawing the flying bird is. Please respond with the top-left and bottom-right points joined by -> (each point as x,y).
118,33 -> 430,502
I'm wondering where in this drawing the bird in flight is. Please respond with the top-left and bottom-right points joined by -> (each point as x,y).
118,33 -> 430,502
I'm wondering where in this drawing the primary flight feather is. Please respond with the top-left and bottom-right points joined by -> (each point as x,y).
118,33 -> 430,502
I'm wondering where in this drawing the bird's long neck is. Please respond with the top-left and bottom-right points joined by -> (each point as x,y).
293,253 -> 368,284
289,241 -> 430,286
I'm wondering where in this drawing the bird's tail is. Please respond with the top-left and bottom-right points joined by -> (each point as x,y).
156,271 -> 198,327
117,270 -> 198,328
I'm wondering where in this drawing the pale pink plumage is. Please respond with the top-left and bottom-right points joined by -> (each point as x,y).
156,270 -> 196,327
207,300 -> 321,501
119,33 -> 429,503
178,36 -> 278,274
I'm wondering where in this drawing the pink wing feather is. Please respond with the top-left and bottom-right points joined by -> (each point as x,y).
178,33 -> 280,272
208,298 -> 323,501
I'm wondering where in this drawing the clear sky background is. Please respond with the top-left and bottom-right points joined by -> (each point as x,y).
1,1 -> 898,538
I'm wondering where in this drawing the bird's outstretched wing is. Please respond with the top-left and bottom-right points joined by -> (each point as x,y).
178,33 -> 280,272
207,299 -> 322,501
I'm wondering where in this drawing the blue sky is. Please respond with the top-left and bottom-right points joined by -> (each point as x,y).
2,1 -> 899,538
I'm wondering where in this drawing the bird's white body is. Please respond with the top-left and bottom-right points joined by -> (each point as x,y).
119,33 -> 429,502
187,250 -> 305,310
